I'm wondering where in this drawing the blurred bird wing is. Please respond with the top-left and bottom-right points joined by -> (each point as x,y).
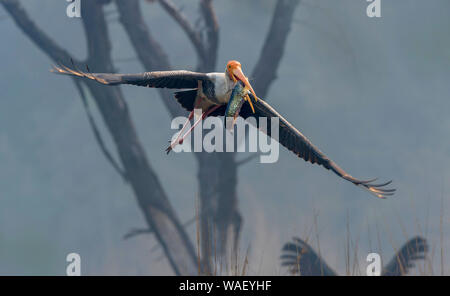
382,236 -> 428,276
280,237 -> 337,276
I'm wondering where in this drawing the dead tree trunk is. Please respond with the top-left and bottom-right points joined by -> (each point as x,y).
2,0 -> 301,275
117,0 -> 300,273
2,0 -> 197,275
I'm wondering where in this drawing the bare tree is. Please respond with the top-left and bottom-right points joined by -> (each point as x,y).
1,0 -> 300,275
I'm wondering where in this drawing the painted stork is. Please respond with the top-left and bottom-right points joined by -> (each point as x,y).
52,60 -> 395,198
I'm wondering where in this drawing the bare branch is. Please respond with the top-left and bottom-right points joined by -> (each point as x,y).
213,0 -> 301,262
72,78 -> 128,182
123,228 -> 152,240
2,0 -> 129,189
198,0 -> 219,71
3,0 -> 198,275
127,216 -> 196,246
252,0 -> 301,98
80,1 -> 197,275
115,0 -> 184,118
159,0 -> 207,62
1,0 -> 80,64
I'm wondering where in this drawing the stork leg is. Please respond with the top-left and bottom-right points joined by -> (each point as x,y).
166,105 -> 221,154
168,110 -> 194,148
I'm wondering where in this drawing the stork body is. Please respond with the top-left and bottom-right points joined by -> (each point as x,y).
174,72 -> 231,110
201,72 -> 234,104
52,60 -> 395,198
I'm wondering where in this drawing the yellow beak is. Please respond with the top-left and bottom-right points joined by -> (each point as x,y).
232,67 -> 258,113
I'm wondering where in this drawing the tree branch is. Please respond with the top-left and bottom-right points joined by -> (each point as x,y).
251,0 -> 301,98
213,0 -> 302,261
1,0 -> 80,64
158,0 -> 207,63
115,0 -> 184,118
3,0 -> 197,275
2,0 -> 128,182
123,227 -> 153,240
198,0 -> 219,71
72,78 -> 129,182
4,0 -> 301,275
81,1 -> 197,275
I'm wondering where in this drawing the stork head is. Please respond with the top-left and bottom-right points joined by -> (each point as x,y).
226,60 -> 258,109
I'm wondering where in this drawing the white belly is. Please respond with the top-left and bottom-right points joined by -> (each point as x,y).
207,72 -> 235,104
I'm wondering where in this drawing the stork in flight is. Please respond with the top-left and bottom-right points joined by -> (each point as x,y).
52,60 -> 395,198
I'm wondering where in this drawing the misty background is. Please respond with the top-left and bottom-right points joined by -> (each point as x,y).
1,0 -> 449,275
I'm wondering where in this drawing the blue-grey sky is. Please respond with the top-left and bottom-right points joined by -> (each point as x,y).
1,0 -> 449,275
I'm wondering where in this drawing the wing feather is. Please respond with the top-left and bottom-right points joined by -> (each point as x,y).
52,64 -> 209,89
240,95 -> 395,198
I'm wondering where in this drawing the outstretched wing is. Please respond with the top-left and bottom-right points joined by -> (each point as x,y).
382,236 -> 428,276
240,95 -> 396,198
52,64 -> 209,89
280,237 -> 337,276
